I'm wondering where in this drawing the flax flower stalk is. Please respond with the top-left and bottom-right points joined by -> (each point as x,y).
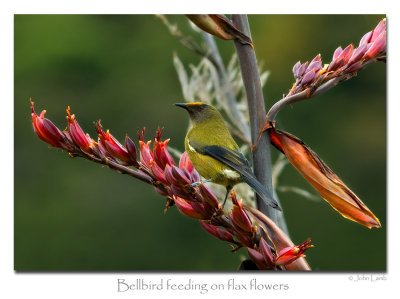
31,100 -> 314,270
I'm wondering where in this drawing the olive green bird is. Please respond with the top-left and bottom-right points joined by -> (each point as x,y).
175,102 -> 281,210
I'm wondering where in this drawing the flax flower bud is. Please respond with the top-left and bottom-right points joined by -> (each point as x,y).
247,247 -> 273,270
95,120 -> 131,162
275,238 -> 314,266
200,221 -> 235,243
30,99 -> 66,148
154,128 -> 176,168
174,196 -> 206,219
185,14 -> 253,48
229,191 -> 253,233
125,135 -> 138,163
269,128 -> 381,228
66,106 -> 94,153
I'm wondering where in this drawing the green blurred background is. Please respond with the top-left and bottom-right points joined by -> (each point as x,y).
14,15 -> 386,271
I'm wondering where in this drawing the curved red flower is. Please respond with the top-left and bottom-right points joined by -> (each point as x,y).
95,120 -> 131,162
66,106 -> 94,153
30,99 -> 66,148
275,238 -> 314,266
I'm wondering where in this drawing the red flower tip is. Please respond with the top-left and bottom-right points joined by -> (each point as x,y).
97,135 -> 116,161
275,238 -> 314,266
296,61 -> 309,79
332,46 -> 343,61
328,49 -> 347,72
155,127 -> 164,142
138,127 -> 146,142
336,44 -> 354,64
244,238 -> 276,269
125,135 -> 138,162
347,43 -> 368,66
30,99 -> 66,148
311,53 -> 322,63
66,106 -> 94,152
170,166 -> 191,185
200,221 -> 235,243
359,31 -> 372,46
139,140 -> 154,169
94,120 -> 105,136
306,54 -> 322,73
259,237 -> 274,266
306,61 -> 321,73
151,161 -> 168,184
179,152 -> 200,182
230,190 -> 238,205
300,69 -> 318,86
174,196 -> 205,219
198,184 -> 219,209
370,18 -> 386,43
229,191 -> 253,232
153,137 -> 176,168
292,61 -> 302,79
30,98 -> 35,113
94,120 -> 131,162
345,61 -> 363,73
246,247 -> 273,270
363,31 -> 386,61
164,164 -> 177,185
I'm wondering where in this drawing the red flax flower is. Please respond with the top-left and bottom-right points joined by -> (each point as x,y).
199,221 -> 235,243
229,191 -> 253,233
153,128 -> 176,169
174,196 -> 207,219
66,106 -> 94,153
94,120 -> 137,165
275,238 -> 314,266
30,99 -> 67,148
269,127 -> 381,228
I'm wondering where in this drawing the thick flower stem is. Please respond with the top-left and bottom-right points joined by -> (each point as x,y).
201,32 -> 251,142
231,15 -> 286,231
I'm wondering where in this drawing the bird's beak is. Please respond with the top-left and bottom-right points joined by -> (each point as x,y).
174,103 -> 189,110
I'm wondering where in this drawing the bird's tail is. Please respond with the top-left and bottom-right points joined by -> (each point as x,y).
240,174 -> 281,211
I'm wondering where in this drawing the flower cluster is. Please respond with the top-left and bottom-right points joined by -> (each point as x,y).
138,129 -> 221,219
248,237 -> 314,270
207,191 -> 314,270
289,18 -> 386,96
31,100 -> 313,270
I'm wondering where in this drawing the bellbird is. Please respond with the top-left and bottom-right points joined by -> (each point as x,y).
175,102 -> 281,210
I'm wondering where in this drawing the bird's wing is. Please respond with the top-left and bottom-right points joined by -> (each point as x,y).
189,141 -> 281,210
201,145 -> 253,176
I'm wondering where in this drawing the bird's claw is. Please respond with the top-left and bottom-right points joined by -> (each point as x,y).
191,179 -> 212,188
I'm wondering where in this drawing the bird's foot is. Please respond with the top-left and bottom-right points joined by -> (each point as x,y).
191,179 -> 212,187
